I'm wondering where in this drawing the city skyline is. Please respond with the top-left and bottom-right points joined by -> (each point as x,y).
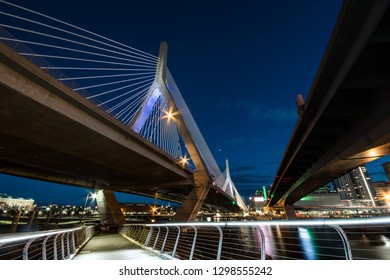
1,0 -> 389,206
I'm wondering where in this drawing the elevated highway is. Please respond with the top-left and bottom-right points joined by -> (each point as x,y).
267,0 -> 390,216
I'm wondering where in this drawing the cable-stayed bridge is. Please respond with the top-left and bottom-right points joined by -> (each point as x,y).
0,1 -> 248,224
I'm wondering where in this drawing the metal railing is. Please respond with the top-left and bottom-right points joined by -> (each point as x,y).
119,217 -> 390,260
0,226 -> 96,260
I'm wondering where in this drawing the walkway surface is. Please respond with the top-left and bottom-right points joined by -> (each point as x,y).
72,233 -> 163,260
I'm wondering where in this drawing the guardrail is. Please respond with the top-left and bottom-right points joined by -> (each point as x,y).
119,217 -> 390,260
0,226 -> 96,260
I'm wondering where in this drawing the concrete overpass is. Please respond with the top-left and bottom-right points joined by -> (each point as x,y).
267,0 -> 390,216
0,40 -> 240,224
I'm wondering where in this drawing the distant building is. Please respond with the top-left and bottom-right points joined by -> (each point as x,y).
332,165 -> 377,206
249,187 -> 268,212
119,203 -> 176,216
0,193 -> 35,211
294,187 -> 343,208
120,203 -> 152,215
372,181 -> 390,206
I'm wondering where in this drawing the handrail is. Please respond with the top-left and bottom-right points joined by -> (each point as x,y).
0,226 -> 96,260
327,224 -> 353,260
256,226 -> 266,260
119,217 -> 390,260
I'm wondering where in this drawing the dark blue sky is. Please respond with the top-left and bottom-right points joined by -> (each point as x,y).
1,0 -> 389,206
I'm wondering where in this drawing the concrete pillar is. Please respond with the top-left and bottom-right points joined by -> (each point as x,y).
173,171 -> 211,222
26,207 -> 37,231
96,189 -> 125,226
284,204 -> 297,220
10,210 -> 22,233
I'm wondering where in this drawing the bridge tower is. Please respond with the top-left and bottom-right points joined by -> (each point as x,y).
155,42 -> 212,222
129,42 -> 213,222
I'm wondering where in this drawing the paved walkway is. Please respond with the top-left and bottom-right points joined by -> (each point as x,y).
72,233 -> 163,260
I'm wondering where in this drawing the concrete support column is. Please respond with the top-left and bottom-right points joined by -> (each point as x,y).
26,207 -> 37,231
284,204 -> 297,220
10,210 -> 22,233
96,189 -> 125,226
173,171 -> 211,222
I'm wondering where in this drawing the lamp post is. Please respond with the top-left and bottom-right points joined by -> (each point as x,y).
80,192 -> 97,224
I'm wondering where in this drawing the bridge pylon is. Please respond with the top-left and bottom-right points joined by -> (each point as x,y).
128,41 -> 214,222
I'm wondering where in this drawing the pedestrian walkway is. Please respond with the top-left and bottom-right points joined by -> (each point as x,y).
72,232 -> 163,260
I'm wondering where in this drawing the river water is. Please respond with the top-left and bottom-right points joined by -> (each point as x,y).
169,223 -> 390,260
222,224 -> 390,260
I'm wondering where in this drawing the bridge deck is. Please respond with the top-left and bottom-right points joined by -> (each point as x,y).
72,232 -> 163,260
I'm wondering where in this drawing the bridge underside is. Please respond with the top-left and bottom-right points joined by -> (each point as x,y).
0,84 -> 238,212
269,0 -> 390,209
0,41 -> 240,215
0,81 -> 192,189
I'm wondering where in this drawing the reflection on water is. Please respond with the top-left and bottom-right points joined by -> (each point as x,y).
298,227 -> 316,260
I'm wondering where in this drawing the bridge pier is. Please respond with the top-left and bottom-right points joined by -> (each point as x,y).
263,204 -> 297,220
96,189 -> 125,226
283,205 -> 297,220
173,171 -> 211,222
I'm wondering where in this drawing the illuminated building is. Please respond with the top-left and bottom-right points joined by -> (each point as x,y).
0,193 -> 35,211
294,188 -> 342,207
372,181 -> 390,206
333,165 -> 377,206
250,186 -> 268,212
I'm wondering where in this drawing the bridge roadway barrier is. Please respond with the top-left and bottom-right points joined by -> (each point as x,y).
0,226 -> 96,260
119,217 -> 390,260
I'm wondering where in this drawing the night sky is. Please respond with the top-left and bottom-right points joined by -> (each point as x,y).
1,0 -> 389,206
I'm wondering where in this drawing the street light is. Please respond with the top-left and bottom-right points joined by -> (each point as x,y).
179,155 -> 189,167
80,191 -> 97,224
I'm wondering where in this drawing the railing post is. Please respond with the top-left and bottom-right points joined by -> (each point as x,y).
42,235 -> 51,260
71,231 -> 76,254
171,226 -> 181,258
161,226 -> 169,253
23,238 -> 37,260
215,226 -> 223,260
60,233 -> 65,260
189,226 -> 197,260
66,232 -> 71,259
327,224 -> 353,260
153,226 -> 161,249
53,233 -> 62,260
145,227 -> 153,247
256,226 -> 266,260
